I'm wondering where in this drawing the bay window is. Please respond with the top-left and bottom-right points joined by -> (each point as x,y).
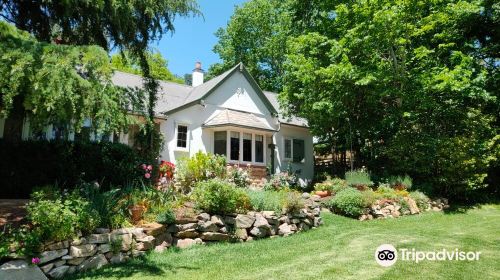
214,130 -> 267,164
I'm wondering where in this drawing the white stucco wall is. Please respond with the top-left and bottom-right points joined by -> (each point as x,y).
273,124 -> 314,184
160,70 -> 314,182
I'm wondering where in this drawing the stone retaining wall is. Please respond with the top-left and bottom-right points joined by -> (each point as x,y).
359,197 -> 449,221
37,194 -> 322,279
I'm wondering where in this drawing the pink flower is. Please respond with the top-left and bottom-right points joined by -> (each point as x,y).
31,257 -> 40,265
141,164 -> 147,170
145,173 -> 151,179
147,165 -> 153,171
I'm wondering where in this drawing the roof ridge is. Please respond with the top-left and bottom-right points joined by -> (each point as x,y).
113,70 -> 192,88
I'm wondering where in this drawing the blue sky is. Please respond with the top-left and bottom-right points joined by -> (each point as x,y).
152,0 -> 248,77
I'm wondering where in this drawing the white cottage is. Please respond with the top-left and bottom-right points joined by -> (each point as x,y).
112,62 -> 314,184
0,62 -> 314,184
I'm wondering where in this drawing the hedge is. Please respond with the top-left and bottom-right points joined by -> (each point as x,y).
0,140 -> 146,198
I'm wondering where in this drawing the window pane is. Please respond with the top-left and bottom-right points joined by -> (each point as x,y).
214,131 -> 227,156
284,138 -> 292,159
230,131 -> 240,160
243,133 -> 252,161
177,125 -> 187,148
255,135 -> 263,162
293,139 -> 305,163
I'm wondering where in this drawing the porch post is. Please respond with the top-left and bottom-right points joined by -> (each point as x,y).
268,143 -> 275,174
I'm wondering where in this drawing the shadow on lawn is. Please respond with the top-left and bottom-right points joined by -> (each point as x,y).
67,256 -> 200,279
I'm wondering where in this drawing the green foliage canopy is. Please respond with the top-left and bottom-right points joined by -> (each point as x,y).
0,22 -> 133,134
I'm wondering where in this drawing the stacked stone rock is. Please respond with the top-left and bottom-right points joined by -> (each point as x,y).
36,194 -> 322,278
359,197 -> 450,221
170,194 -> 322,247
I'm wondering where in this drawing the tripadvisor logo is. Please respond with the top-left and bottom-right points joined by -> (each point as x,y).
375,244 -> 481,267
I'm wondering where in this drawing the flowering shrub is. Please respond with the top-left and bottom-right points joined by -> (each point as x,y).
141,163 -> 153,179
264,172 -> 298,191
227,164 -> 251,188
159,161 -> 175,179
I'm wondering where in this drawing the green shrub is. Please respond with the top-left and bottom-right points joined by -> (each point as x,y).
264,172 -> 298,191
409,191 -> 430,211
175,152 -> 227,193
388,175 -> 413,190
328,188 -> 367,217
80,183 -> 129,229
155,209 -> 176,224
361,189 -> 377,207
27,189 -> 100,242
192,179 -> 251,214
375,185 -> 399,200
345,170 -> 373,188
246,190 -> 283,213
315,177 -> 348,194
0,140 -> 146,198
0,225 -> 42,259
281,191 -> 304,213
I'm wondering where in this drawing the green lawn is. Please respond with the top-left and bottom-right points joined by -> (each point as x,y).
70,205 -> 500,280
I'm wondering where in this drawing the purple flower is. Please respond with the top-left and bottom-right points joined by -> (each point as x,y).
145,173 -> 151,179
31,257 -> 40,265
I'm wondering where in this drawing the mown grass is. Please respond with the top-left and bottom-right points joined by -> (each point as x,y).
70,205 -> 500,280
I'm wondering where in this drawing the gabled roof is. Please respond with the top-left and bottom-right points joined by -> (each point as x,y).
111,63 -> 308,128
163,63 -> 278,116
203,109 -> 276,132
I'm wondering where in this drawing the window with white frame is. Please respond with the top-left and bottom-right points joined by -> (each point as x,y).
176,124 -> 188,148
284,137 -> 305,163
214,130 -> 267,164
214,131 -> 227,156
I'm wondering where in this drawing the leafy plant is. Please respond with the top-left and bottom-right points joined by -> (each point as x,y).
388,175 -> 413,190
27,189 -> 100,242
327,188 -> 367,218
409,191 -> 430,211
281,190 -> 304,214
175,152 -> 227,193
192,179 -> 251,214
264,172 -> 298,191
246,190 -> 284,213
314,177 -> 347,193
345,170 -> 374,189
155,209 -> 176,224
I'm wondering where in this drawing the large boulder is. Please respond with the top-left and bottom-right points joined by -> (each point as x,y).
39,249 -> 68,264
175,238 -> 200,249
142,223 -> 166,236
249,226 -> 269,238
47,265 -> 69,279
88,233 -> 110,244
70,244 -> 97,258
77,254 -> 108,272
175,229 -> 199,239
196,213 -> 211,222
200,232 -> 230,241
0,260 -> 48,280
210,215 -> 225,226
198,221 -> 219,232
235,214 -> 255,229
234,228 -> 248,240
110,233 -> 133,251
278,223 -> 292,236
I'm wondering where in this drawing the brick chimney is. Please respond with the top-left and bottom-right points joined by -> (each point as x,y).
192,61 -> 204,87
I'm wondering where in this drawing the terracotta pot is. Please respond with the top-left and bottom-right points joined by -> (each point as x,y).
315,190 -> 331,198
128,205 -> 146,224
